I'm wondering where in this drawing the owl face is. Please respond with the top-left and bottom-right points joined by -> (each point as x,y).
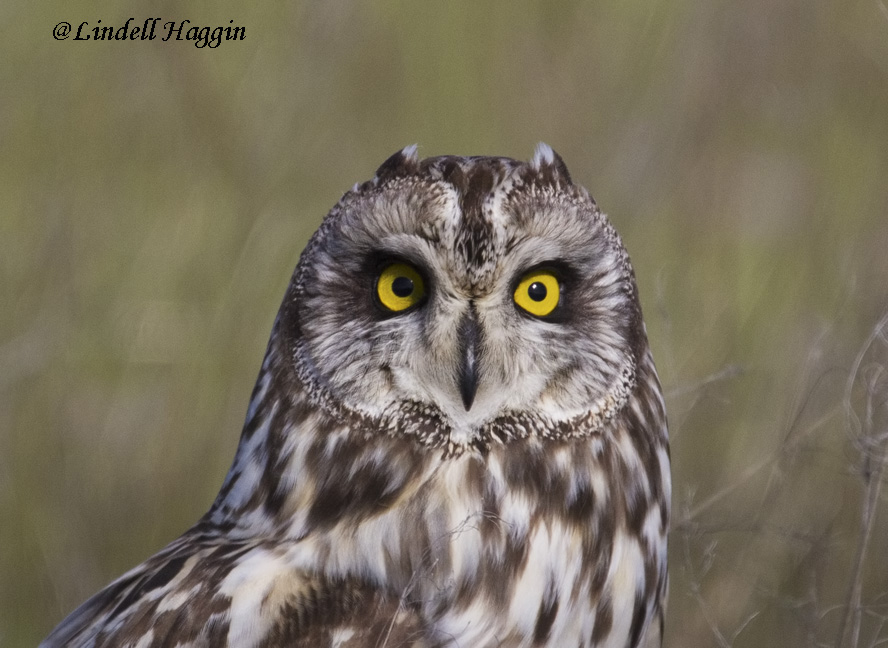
286,145 -> 642,446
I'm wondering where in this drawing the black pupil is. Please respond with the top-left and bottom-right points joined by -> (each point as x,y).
391,276 -> 414,298
527,281 -> 547,302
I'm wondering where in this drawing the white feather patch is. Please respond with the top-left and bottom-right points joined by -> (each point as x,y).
531,142 -> 555,169
401,143 -> 419,162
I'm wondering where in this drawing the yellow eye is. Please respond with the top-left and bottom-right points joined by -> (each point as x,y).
514,269 -> 560,317
376,262 -> 426,312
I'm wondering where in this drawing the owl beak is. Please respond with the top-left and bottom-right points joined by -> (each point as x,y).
457,305 -> 481,411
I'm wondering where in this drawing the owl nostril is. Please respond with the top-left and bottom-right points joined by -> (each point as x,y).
457,305 -> 482,410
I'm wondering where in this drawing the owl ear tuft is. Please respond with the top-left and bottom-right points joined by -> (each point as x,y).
374,145 -> 421,182
529,143 -> 573,186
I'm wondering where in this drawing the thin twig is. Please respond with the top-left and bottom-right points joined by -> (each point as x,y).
666,364 -> 745,399
835,311 -> 888,648
673,405 -> 837,530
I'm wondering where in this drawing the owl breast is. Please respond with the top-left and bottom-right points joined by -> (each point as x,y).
292,356 -> 668,648
358,427 -> 667,648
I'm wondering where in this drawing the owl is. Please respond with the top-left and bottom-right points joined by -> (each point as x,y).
43,145 -> 670,648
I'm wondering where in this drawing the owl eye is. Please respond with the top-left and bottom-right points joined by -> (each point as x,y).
376,262 -> 426,312
514,269 -> 561,317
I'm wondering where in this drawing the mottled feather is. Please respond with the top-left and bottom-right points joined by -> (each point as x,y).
44,146 -> 670,648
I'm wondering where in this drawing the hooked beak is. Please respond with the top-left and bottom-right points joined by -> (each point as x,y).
457,305 -> 482,411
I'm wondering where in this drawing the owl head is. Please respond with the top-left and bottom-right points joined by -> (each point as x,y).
279,144 -> 645,450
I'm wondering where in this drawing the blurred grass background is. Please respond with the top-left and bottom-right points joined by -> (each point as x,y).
2,1 -> 888,646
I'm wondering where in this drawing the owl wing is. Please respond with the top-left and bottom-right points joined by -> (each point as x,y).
42,533 -> 426,648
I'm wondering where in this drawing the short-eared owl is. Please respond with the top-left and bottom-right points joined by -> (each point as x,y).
44,145 -> 670,648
